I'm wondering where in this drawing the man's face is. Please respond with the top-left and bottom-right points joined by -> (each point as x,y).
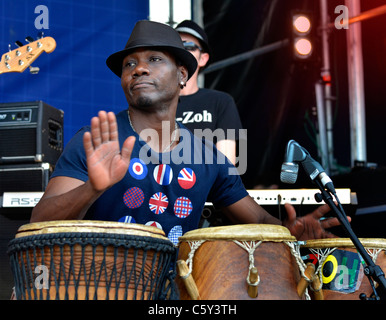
121,48 -> 187,110
179,33 -> 209,71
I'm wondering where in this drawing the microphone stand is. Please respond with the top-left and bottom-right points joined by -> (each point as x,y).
313,178 -> 386,300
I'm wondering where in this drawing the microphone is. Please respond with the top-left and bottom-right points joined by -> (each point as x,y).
280,140 -> 336,194
300,150 -> 336,194
280,140 -> 306,184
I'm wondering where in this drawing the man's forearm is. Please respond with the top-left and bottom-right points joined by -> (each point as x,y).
30,181 -> 103,223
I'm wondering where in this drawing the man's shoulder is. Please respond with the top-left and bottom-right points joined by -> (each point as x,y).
198,88 -> 234,100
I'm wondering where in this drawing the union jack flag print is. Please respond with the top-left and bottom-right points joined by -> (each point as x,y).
178,168 -> 196,189
149,192 -> 169,215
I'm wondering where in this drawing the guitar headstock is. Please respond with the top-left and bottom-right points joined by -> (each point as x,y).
0,36 -> 56,74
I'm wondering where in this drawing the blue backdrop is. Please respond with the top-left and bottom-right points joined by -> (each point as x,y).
0,0 -> 149,145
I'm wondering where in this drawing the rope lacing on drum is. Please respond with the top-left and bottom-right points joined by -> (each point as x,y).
285,241 -> 312,300
286,241 -> 309,278
233,240 -> 262,287
366,248 -> 383,264
307,246 -> 337,292
7,232 -> 177,300
182,240 -> 206,279
303,245 -> 346,295
363,248 -> 384,287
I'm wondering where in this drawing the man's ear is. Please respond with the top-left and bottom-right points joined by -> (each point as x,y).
198,52 -> 210,68
178,65 -> 189,84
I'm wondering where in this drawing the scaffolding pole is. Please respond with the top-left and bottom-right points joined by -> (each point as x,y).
319,0 -> 335,175
345,0 -> 367,166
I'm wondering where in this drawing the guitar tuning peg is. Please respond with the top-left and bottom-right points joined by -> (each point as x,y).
15,40 -> 23,47
8,44 -> 12,51
29,66 -> 40,74
37,31 -> 44,39
25,36 -> 35,43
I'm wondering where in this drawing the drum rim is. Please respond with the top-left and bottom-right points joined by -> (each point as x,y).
301,238 -> 386,248
15,220 -> 168,240
178,224 -> 296,242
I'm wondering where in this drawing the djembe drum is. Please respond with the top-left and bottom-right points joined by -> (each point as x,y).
7,220 -> 177,300
300,238 -> 386,300
176,224 -> 309,300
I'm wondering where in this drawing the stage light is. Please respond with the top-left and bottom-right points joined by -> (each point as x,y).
291,13 -> 313,60
293,15 -> 311,34
294,38 -> 313,57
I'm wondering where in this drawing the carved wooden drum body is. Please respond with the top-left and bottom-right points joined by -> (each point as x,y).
176,224 -> 306,300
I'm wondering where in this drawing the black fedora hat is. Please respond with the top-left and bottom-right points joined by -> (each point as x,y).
175,20 -> 211,56
106,20 -> 197,79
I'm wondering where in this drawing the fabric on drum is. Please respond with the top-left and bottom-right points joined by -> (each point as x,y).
176,224 -> 306,300
7,220 -> 177,300
301,238 -> 386,300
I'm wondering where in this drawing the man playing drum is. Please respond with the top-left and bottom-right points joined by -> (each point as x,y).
30,20 -> 344,245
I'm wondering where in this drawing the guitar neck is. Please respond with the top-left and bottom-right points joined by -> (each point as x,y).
0,36 -> 56,74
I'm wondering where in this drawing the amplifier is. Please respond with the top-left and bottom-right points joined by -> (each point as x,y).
0,101 -> 64,164
0,163 -> 52,194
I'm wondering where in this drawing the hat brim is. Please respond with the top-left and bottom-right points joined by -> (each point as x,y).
175,26 -> 212,56
106,44 -> 197,79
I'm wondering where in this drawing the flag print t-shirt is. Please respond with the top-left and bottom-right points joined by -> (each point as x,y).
51,109 -> 248,245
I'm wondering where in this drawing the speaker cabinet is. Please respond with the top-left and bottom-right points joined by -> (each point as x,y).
0,101 -> 64,165
0,163 -> 52,194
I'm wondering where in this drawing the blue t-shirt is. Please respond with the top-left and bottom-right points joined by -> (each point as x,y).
51,109 -> 248,244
